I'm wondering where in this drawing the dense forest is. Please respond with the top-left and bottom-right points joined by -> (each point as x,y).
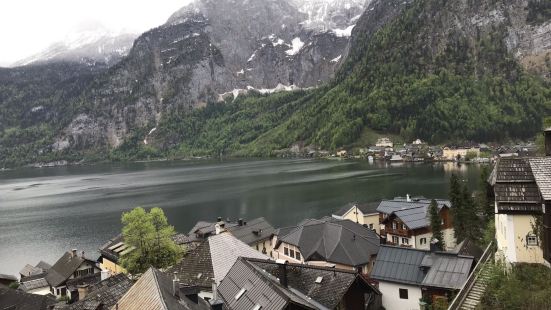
1,0 -> 551,166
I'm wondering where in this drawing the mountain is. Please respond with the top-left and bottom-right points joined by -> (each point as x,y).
11,24 -> 137,67
1,0 -> 551,167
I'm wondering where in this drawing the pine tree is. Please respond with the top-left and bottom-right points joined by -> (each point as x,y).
429,199 -> 445,250
449,174 -> 466,242
461,182 -> 482,242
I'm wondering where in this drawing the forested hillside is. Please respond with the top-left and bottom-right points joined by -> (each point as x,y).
1,0 -> 551,166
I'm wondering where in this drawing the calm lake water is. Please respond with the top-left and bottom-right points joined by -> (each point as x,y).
0,159 -> 482,275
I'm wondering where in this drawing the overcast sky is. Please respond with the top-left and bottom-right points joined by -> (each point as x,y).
0,0 -> 192,66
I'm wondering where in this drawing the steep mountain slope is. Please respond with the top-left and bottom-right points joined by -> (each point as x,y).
1,0 -> 551,166
147,0 -> 551,157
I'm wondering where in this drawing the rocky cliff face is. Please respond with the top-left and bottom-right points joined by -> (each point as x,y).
55,0 -> 372,150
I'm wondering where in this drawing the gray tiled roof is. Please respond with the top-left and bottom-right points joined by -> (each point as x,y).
391,206 -> 431,230
98,234 -> 124,263
168,233 -> 269,287
529,158 -> 551,201
227,217 -> 276,245
0,287 -> 56,310
114,267 -> 210,310
19,277 -> 49,292
277,218 -> 380,267
217,258 -> 316,310
55,274 -> 133,310
20,264 -> 44,277
249,258 -> 381,309
371,246 -> 474,290
46,251 -> 97,287
376,198 -> 450,215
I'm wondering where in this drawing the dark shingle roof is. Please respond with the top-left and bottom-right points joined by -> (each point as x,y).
0,287 -> 57,310
98,234 -> 136,264
491,158 -> 548,213
114,267 -> 210,310
167,233 -> 269,287
217,258 -> 316,310
55,274 -> 133,310
248,258 -> 381,309
0,274 -> 18,282
227,217 -> 276,245
66,273 -> 102,291
35,261 -> 52,271
20,264 -> 44,277
46,251 -> 97,287
277,218 -> 380,267
371,246 -> 474,290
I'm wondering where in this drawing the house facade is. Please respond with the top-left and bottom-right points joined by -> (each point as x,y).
272,218 -> 380,274
490,148 -> 551,266
371,246 -> 474,310
45,249 -> 101,300
442,147 -> 480,161
377,198 -> 455,250
98,234 -> 133,275
332,202 -> 380,235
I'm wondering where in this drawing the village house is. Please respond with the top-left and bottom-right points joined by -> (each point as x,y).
113,267 -> 212,310
376,137 -> 394,149
377,196 -> 455,250
0,274 -> 18,287
185,217 -> 275,255
0,287 -> 56,310
226,217 -> 276,256
371,245 -> 474,310
489,131 -> 551,266
272,217 -> 380,274
332,202 -> 380,234
442,147 -> 480,161
45,249 -> 102,301
218,257 -> 382,310
18,274 -> 51,296
167,232 -> 269,300
52,273 -> 133,310
98,234 -> 135,275
19,261 -> 51,279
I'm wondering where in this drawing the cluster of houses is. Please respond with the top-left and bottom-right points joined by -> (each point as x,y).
2,129 -> 550,310
337,137 -> 538,163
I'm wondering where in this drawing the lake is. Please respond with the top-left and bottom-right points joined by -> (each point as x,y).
0,159 -> 482,275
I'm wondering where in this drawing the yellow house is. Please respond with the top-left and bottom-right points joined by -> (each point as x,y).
332,202 -> 380,235
442,147 -> 480,161
98,234 -> 133,275
490,157 -> 551,266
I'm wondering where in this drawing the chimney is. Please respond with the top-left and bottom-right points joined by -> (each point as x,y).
545,128 -> 551,157
238,218 -> 244,226
77,286 -> 89,300
217,216 -> 222,222
276,259 -> 288,288
81,251 -> 85,258
212,283 -> 218,300
71,249 -> 77,258
173,272 -> 179,297
406,194 -> 411,202
100,270 -> 110,281
215,222 -> 226,235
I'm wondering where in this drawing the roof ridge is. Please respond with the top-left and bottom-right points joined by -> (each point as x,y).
150,268 -> 169,310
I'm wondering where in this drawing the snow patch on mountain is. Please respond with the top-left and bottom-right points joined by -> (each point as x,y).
286,37 -> 305,55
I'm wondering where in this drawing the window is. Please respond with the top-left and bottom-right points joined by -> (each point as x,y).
256,244 -> 259,250
296,251 -> 301,260
401,224 -> 406,230
420,238 -> 427,245
284,247 -> 289,256
399,288 -> 408,299
402,238 -> 409,245
527,234 -> 538,246
369,223 -> 374,229
392,222 -> 397,230
392,236 -> 399,244
235,288 -> 246,300
290,249 -> 295,258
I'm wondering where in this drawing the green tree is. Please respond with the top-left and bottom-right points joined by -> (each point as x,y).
449,174 -> 465,241
120,207 -> 182,274
429,199 -> 445,250
449,174 -> 481,243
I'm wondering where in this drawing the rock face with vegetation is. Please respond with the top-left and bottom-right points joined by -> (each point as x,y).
1,0 -> 551,166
